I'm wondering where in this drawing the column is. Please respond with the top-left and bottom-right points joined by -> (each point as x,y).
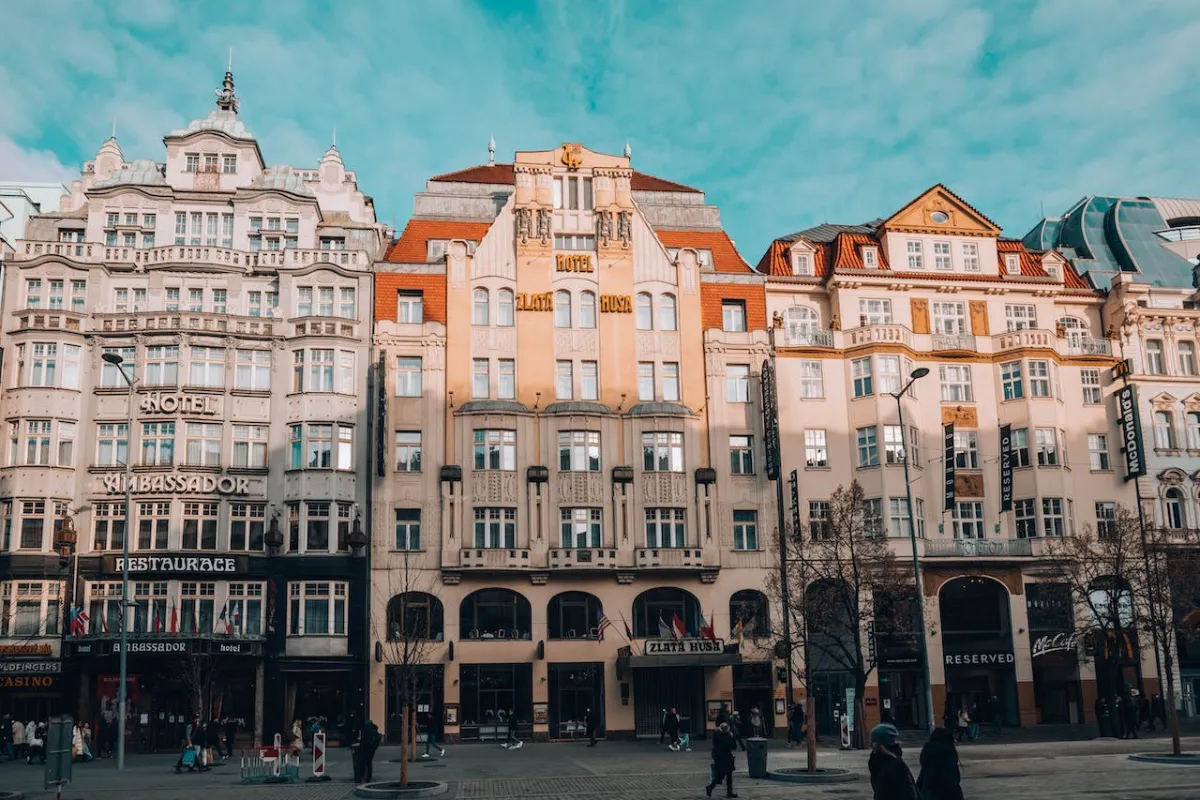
1010,591 -> 1037,727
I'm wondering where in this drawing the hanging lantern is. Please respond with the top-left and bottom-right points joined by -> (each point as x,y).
54,512 -> 77,560
346,508 -> 367,550
264,511 -> 284,551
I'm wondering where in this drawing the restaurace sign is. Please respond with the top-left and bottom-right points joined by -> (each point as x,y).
102,473 -> 251,496
112,556 -> 240,574
645,638 -> 725,655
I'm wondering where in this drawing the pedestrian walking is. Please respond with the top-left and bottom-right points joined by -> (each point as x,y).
868,724 -> 919,800
954,708 -> 969,743
206,717 -> 221,761
941,706 -> 956,731
26,722 -> 45,765
193,717 -> 210,770
12,715 -> 25,761
663,707 -> 681,751
748,705 -> 764,738
728,710 -> 746,751
356,719 -> 380,782
1151,694 -> 1167,731
986,695 -> 1001,735
290,718 -> 304,756
658,708 -> 668,744
1139,693 -> 1152,731
0,714 -> 11,762
917,726 -> 963,800
1094,696 -> 1110,738
705,722 -> 738,798
502,708 -> 522,749
224,717 -> 238,760
715,702 -> 731,728
585,707 -> 600,746
1123,694 -> 1139,739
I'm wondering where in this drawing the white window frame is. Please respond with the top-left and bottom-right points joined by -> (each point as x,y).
288,581 -> 348,636
1088,433 -> 1110,471
952,501 -> 985,540
1005,304 -> 1037,331
805,429 -> 828,468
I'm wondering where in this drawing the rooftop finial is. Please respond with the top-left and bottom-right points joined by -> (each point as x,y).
111,119 -> 117,140
215,60 -> 239,114
332,127 -> 337,148
488,134 -> 496,167
624,140 -> 631,160
228,46 -> 233,72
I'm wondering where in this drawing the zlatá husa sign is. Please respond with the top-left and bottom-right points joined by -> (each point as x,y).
645,638 -> 725,655
102,473 -> 250,495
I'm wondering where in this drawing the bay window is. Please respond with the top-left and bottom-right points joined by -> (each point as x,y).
473,507 -> 516,548
473,429 -> 516,471
1,581 -> 61,637
642,431 -> 683,472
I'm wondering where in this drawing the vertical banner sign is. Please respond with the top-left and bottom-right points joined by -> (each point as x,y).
761,360 -> 781,481
789,469 -> 801,539
999,424 -> 1014,512
942,423 -> 955,511
1115,385 -> 1147,481
375,354 -> 388,478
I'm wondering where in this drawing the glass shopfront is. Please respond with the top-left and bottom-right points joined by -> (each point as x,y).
459,663 -> 532,741
939,577 -> 1017,726
548,662 -> 603,739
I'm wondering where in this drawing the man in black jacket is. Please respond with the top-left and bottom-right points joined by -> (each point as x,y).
584,708 -> 600,747
663,708 -> 681,751
224,717 -> 238,760
868,723 -> 919,800
705,722 -> 738,798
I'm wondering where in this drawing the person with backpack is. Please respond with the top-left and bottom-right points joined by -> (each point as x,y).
705,722 -> 738,798
868,723 -> 919,800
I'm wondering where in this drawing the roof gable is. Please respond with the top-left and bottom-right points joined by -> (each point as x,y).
881,184 -> 1001,237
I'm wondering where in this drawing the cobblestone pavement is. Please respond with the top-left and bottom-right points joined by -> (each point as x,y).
2,738 -> 1199,799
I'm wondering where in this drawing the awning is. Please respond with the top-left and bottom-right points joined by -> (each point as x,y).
626,653 -> 742,668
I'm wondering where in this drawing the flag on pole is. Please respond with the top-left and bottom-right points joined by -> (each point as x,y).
700,612 -> 716,642
734,617 -> 745,649
620,613 -> 633,641
671,613 -> 686,641
70,607 -> 89,639
657,613 -> 672,639
116,601 -> 124,633
218,604 -> 231,635
596,614 -> 612,641
101,610 -> 110,634
153,607 -> 162,634
232,605 -> 241,637
169,601 -> 178,635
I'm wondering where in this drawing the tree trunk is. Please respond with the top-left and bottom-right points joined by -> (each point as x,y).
399,702 -> 408,787
409,708 -> 417,763
805,694 -> 817,771
1163,649 -> 1183,756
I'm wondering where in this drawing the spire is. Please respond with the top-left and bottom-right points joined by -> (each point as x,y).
110,119 -> 117,141
331,127 -> 337,148
488,134 -> 496,167
623,140 -> 632,160
214,61 -> 239,114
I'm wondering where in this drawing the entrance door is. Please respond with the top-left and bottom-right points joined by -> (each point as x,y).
879,671 -> 923,728
812,671 -> 854,738
386,665 -> 445,744
633,666 -> 704,738
548,663 -> 604,739
732,663 -> 773,737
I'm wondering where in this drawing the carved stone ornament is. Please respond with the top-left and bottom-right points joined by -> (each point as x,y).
597,211 -> 614,248
516,208 -> 532,244
537,209 -> 552,244
617,211 -> 632,247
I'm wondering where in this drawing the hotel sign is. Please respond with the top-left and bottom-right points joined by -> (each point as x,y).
107,555 -> 244,574
556,253 -> 594,273
140,392 -> 219,415
515,292 -> 554,312
1115,385 -> 1146,481
645,638 -> 725,655
102,473 -> 251,496
599,295 -> 632,313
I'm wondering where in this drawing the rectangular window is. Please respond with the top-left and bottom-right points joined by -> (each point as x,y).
57,421 -> 74,466
229,503 -> 265,551
1188,412 -> 1200,450
1154,411 -> 1177,450
1015,498 -> 1037,539
336,425 -> 353,470
1005,305 -> 1037,331
729,435 -> 754,475
808,501 -> 831,540
137,501 -> 170,550
474,429 -> 516,471
560,507 -> 602,548
100,346 -> 136,388
23,420 -> 51,465
798,360 -> 823,398
182,501 -> 218,550
394,431 -> 422,472
25,278 -> 42,308
722,301 -> 747,332
92,502 -> 125,551
862,247 -> 878,268
1028,360 -> 1052,397
303,349 -> 335,392
883,425 -> 906,464
961,242 -> 979,271
145,345 -> 180,386
906,240 -> 923,269
473,507 -> 516,548
1146,339 -> 1165,374
96,423 -> 129,467
221,154 -> 237,173
232,425 -> 268,468
397,291 -> 424,324
18,501 -> 45,550
141,421 -> 175,466
580,361 -> 599,401
189,214 -> 202,246
857,426 -> 879,467
188,346 -> 225,388
559,430 -> 601,472
234,349 -> 271,390
221,214 -> 234,248
185,422 -> 221,467
288,581 -> 347,636
474,359 -> 491,399
498,359 -> 515,400
1088,433 -> 1110,470
726,364 -> 749,403
29,342 -> 57,387
661,362 -> 681,403
305,502 -> 330,552
852,357 -> 873,397
939,364 -> 973,402
645,508 -> 686,548
733,510 -> 758,550
952,501 -> 985,539
1035,428 -> 1059,466
953,430 -> 979,469
306,424 -> 334,468
887,498 -> 914,538
70,280 -> 87,313
1096,501 -> 1117,539
226,582 -> 264,636
339,287 -> 357,319
1179,342 -> 1198,376
877,355 -> 901,395
296,287 -> 313,317
805,429 -> 828,468
165,287 -> 180,311
316,287 -> 334,317
185,154 -> 199,172
933,241 -> 952,270
1011,428 -> 1031,468
932,302 -> 966,334
862,498 -> 884,537
389,508 -> 421,551
860,298 -> 892,325
637,362 -> 655,402
642,431 -> 683,472
47,280 -> 64,310
555,360 -> 573,400
396,356 -> 422,397
1000,361 -> 1023,400
1042,498 -> 1065,537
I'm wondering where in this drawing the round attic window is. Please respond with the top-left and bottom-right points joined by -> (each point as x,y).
930,210 -> 950,224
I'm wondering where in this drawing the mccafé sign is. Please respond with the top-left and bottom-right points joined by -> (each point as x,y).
102,472 -> 251,496
1032,632 -> 1082,659
140,392 -> 219,415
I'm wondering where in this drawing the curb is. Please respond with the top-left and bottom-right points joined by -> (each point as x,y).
1128,753 -> 1200,765
354,781 -> 449,798
767,767 -> 857,784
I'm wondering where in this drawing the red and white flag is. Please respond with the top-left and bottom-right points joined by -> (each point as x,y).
700,612 -> 716,642
596,614 -> 612,641
169,602 -> 178,636
671,613 -> 687,641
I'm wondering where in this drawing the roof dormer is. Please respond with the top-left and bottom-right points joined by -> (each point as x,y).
790,241 -> 816,276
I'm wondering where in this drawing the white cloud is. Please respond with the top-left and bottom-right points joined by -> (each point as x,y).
0,136 -> 77,184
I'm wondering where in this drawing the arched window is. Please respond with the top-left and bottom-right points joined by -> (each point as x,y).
782,306 -> 820,345
497,289 -> 515,327
632,587 -> 700,638
472,288 -> 489,325
729,590 -> 770,638
387,592 -> 444,641
660,294 -> 678,331
1165,488 -> 1186,529
547,591 -> 603,639
554,290 -> 572,328
636,293 -> 653,331
1058,316 -> 1088,349
460,588 -> 532,640
1154,411 -> 1177,449
579,291 -> 596,329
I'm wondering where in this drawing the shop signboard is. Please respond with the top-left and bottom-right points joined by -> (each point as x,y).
1115,385 -> 1147,481
1031,632 -> 1083,659
104,555 -> 247,574
943,652 -> 1015,667
0,659 -> 61,674
644,638 -> 725,655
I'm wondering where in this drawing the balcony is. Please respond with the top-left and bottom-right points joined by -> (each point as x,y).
995,329 -> 1054,353
922,538 -> 1032,558
15,240 -> 371,270
780,328 -> 835,348
91,311 -> 276,337
634,547 -> 707,569
846,324 -> 914,349
548,548 -> 620,569
1067,337 -> 1112,356
12,311 -> 84,333
459,548 -> 532,570
932,333 -> 976,352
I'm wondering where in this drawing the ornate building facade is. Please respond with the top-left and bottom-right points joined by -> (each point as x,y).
0,70 -> 384,746
370,144 -> 780,742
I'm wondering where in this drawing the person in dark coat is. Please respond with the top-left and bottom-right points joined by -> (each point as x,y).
1094,696 -> 1109,738
868,723 -> 919,800
715,703 -> 731,728
1151,694 -> 1167,731
224,717 -> 238,760
917,726 -> 964,800
787,702 -> 804,746
1139,694 -> 1153,731
663,708 -> 681,751
705,722 -> 738,798
206,718 -> 222,759
584,707 -> 600,747
357,719 -> 380,782
658,708 -> 668,744
727,710 -> 745,751
1123,694 -> 1140,739
1111,696 -> 1126,739
192,718 -> 210,771
941,706 -> 956,731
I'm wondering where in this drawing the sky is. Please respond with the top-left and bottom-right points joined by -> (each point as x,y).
2,0 -> 1199,261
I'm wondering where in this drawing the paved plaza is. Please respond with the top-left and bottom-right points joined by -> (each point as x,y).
2,736 -> 1200,799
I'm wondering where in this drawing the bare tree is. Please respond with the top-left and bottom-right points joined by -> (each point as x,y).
372,549 -> 441,787
768,481 -> 913,760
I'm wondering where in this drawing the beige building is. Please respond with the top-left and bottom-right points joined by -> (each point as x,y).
370,143 -> 783,742
758,185 -> 1147,731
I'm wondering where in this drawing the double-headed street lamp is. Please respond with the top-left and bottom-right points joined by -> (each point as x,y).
891,366 -> 936,731
101,350 -> 135,770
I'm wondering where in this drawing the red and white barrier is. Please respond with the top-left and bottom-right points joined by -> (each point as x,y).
312,732 -> 326,778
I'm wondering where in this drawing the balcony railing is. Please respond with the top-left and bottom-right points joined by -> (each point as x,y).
16,240 -> 371,269
1067,337 -> 1112,356
634,548 -> 707,568
846,324 -> 914,348
923,538 -> 1033,558
780,327 -> 834,348
548,548 -> 620,569
460,548 -> 531,569
932,333 -> 976,352
995,328 -> 1054,352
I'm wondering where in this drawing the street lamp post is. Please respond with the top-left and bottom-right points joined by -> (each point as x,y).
102,351 -> 135,769
891,367 -> 936,731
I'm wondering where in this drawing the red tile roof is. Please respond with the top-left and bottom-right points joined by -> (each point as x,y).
386,219 -> 493,263
654,229 -> 751,274
430,163 -> 700,193
831,232 -> 890,271
755,238 -> 832,277
1062,261 -> 1090,290
996,239 -> 1049,278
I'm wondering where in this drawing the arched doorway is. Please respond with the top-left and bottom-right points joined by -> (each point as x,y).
384,592 -> 446,743
457,589 -> 534,742
938,577 -> 1017,727
630,587 -> 705,739
729,590 -> 773,735
546,592 -> 606,740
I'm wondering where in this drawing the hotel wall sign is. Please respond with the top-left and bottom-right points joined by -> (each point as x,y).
556,254 -> 594,273
140,392 -> 219,415
645,638 -> 725,655
0,643 -> 53,657
107,555 -> 244,574
0,660 -> 61,674
515,292 -> 554,312
599,295 -> 632,313
102,473 -> 251,496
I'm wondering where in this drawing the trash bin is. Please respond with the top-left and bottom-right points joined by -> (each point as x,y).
745,736 -> 768,779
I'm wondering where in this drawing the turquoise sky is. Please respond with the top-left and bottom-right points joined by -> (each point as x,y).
3,0 -> 1198,260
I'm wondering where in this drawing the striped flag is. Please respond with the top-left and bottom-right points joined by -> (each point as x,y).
596,614 -> 612,641
169,602 -> 178,635
218,604 -> 231,635
671,613 -> 686,641
734,617 -> 745,649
